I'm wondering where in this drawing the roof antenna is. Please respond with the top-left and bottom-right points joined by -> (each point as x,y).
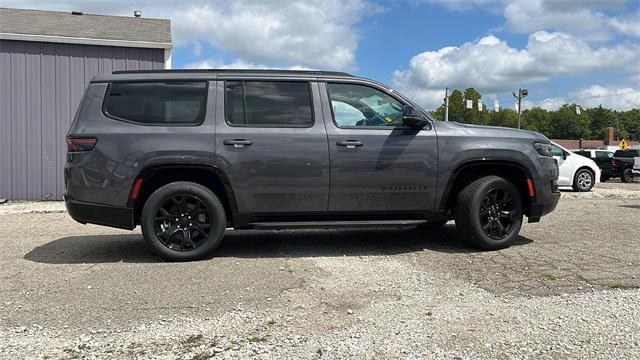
133,10 -> 142,18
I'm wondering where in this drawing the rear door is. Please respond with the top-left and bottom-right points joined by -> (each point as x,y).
214,79 -> 329,213
319,81 -> 438,213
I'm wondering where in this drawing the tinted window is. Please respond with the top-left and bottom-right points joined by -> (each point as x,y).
104,82 -> 207,125
614,150 -> 638,158
550,145 -> 565,157
225,81 -> 313,127
596,151 -> 613,159
327,83 -> 404,128
574,151 -> 591,158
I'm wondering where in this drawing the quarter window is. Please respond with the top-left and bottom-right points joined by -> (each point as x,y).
225,81 -> 313,127
327,83 -> 405,128
104,82 -> 207,125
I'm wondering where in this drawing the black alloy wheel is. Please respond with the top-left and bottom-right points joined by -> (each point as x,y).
154,195 -> 211,251
479,188 -> 518,240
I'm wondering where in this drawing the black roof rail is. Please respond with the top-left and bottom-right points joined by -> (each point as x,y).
111,69 -> 354,77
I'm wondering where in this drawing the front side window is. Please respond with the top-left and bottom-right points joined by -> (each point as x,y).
327,83 -> 404,128
550,145 -> 565,157
104,82 -> 207,125
225,81 -> 313,127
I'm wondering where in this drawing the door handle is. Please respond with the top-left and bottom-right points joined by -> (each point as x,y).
336,140 -> 363,149
223,139 -> 253,148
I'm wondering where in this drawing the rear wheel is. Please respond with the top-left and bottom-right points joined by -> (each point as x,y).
141,181 -> 226,261
454,176 -> 523,250
572,169 -> 594,192
622,168 -> 634,183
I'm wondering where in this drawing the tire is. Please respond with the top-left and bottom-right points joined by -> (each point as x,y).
141,181 -> 226,261
572,168 -> 595,192
621,168 -> 634,183
454,176 -> 523,250
416,219 -> 449,230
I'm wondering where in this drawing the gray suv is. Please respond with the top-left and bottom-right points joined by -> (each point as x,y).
65,70 -> 560,261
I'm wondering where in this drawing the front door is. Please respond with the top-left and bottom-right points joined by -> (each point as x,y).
320,82 -> 438,213
214,80 -> 329,213
551,144 -> 573,185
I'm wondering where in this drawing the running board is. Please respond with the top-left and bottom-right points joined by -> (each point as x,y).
247,220 -> 427,230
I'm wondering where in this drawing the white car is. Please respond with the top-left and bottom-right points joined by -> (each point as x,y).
550,142 -> 601,192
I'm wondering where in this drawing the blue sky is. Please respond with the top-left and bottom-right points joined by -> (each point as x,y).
3,0 -> 640,110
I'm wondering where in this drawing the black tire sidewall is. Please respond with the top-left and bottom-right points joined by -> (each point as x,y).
622,169 -> 633,183
141,182 -> 226,261
456,176 -> 523,250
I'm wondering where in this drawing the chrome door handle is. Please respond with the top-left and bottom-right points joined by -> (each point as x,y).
336,140 -> 363,149
223,139 -> 253,148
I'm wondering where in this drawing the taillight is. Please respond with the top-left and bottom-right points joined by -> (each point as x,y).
67,137 -> 97,152
611,159 -> 616,167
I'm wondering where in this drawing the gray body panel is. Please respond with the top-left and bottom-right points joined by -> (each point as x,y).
64,70 -> 560,230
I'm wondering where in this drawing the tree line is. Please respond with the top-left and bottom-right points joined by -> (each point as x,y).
430,88 -> 640,141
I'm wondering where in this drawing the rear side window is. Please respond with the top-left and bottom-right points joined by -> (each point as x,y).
225,81 -> 313,127
104,82 -> 207,125
574,151 -> 591,158
614,150 -> 638,158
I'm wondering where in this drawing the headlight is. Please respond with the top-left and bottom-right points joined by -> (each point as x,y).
533,142 -> 553,157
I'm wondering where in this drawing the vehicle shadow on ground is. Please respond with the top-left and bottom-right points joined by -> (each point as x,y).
24,225 -> 533,264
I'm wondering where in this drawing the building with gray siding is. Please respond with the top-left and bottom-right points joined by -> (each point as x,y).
0,7 -> 172,200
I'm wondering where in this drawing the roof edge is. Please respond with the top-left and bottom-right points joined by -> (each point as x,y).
0,32 -> 172,49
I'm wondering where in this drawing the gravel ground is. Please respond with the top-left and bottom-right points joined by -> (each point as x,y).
1,183 -> 639,359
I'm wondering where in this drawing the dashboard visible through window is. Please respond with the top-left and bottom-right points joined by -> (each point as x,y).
327,83 -> 405,128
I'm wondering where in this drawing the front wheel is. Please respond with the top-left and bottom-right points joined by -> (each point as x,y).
621,168 -> 634,183
141,181 -> 226,261
454,176 -> 523,250
572,169 -> 594,192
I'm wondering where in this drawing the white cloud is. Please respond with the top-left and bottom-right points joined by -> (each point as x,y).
0,0 -> 376,70
392,32 -> 639,108
185,58 -> 309,70
538,85 -> 640,111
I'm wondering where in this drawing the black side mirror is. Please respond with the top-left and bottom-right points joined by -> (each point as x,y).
562,151 -> 568,160
402,105 -> 428,129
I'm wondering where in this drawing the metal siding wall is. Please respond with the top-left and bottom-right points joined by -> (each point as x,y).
0,40 -> 165,200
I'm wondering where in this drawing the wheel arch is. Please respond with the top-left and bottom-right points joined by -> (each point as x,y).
129,164 -> 238,227
440,160 -> 534,217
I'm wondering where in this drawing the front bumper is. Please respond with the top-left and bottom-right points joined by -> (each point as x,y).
528,177 -> 560,223
64,196 -> 135,230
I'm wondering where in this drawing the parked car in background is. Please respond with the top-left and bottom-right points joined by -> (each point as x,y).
551,142 -> 600,192
572,149 -> 614,182
612,149 -> 640,183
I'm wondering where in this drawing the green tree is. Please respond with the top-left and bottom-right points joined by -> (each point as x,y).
521,107 -> 551,135
585,105 -> 616,139
550,104 -> 590,139
619,109 -> 640,141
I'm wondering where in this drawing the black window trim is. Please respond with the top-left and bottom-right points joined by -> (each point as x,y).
325,81 -> 430,131
101,80 -> 209,127
223,80 -> 315,129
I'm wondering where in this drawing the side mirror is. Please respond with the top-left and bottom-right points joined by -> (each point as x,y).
402,105 -> 428,129
562,151 -> 568,160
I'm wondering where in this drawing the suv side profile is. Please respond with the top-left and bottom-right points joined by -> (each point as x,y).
65,70 -> 560,261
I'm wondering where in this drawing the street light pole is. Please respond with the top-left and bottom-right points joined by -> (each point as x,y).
444,88 -> 449,122
512,88 -> 528,129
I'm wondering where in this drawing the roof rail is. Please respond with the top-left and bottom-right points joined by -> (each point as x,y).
112,69 -> 354,77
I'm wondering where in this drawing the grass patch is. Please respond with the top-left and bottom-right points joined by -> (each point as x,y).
248,335 -> 268,343
610,282 -> 623,289
540,273 -> 558,281
267,319 -> 276,326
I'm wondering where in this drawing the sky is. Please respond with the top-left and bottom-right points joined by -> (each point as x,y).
2,0 -> 639,111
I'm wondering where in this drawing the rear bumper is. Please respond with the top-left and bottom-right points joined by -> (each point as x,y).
64,196 -> 135,230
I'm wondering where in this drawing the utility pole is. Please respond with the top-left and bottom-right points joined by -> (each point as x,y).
512,88 -> 528,129
444,88 -> 449,122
